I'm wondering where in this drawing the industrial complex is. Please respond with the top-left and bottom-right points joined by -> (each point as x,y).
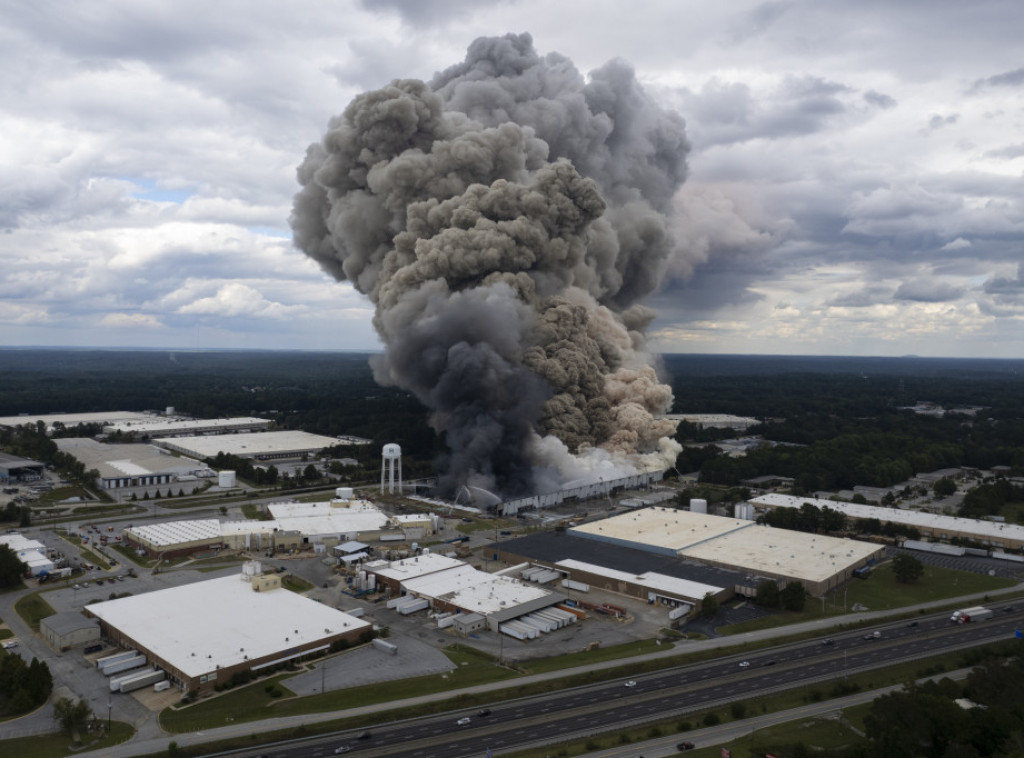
498,505 -> 882,599
123,489 -> 438,558
84,562 -> 371,693
749,493 -> 1024,552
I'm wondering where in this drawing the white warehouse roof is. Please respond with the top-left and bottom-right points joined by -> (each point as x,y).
370,553 -> 466,583
87,574 -> 370,678
569,506 -> 750,554
153,430 -> 340,460
0,411 -> 153,431
750,493 -> 1024,544
125,520 -> 223,548
439,574 -> 553,616
105,417 -> 270,435
680,524 -> 882,584
555,558 -> 725,602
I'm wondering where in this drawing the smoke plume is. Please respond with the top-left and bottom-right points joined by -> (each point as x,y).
291,33 -> 688,497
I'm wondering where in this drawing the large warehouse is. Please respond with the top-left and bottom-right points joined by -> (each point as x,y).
124,493 -> 438,557
54,438 -> 203,494
153,430 -> 342,461
366,553 -> 562,630
104,416 -> 271,438
0,411 -> 153,433
85,563 -> 371,693
566,506 -> 882,596
749,492 -> 1024,551
0,452 -> 45,483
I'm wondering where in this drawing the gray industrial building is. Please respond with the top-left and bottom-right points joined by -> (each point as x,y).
41,612 -> 101,652
0,452 -> 45,483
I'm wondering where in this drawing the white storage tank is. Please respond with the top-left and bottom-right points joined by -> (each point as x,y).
689,498 -> 708,514
218,470 -> 236,488
335,487 -> 354,501
734,502 -> 755,521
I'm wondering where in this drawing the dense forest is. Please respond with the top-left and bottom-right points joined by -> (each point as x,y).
662,354 -> 1024,495
3,349 -> 1024,496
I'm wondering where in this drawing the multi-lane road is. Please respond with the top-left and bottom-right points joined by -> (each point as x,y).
220,606 -> 1023,758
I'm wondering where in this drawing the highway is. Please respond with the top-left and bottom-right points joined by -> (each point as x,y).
222,606 -> 1023,758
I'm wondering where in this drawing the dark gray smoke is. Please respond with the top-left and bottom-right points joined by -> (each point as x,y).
291,33 -> 688,497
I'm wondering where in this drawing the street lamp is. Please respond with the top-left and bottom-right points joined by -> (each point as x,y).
107,696 -> 111,732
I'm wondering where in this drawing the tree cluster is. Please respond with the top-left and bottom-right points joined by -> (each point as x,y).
0,545 -> 27,588
862,654 -> 1024,757
52,696 -> 92,737
0,652 -> 52,718
754,579 -> 807,611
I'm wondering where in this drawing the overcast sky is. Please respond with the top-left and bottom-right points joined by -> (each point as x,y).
3,0 -> 1023,358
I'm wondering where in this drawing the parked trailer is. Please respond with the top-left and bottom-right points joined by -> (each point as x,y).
118,669 -> 165,693
437,615 -> 455,629
902,540 -> 966,557
96,650 -> 138,669
556,603 -> 588,620
519,615 -> 552,634
534,610 -> 566,629
102,655 -> 146,677
372,638 -> 398,655
561,578 -> 590,593
154,680 -> 171,692
545,607 -> 577,626
109,667 -> 160,692
499,623 -> 529,641
398,597 -> 429,615
534,569 -> 561,584
668,604 -> 692,621
991,551 -> 1024,563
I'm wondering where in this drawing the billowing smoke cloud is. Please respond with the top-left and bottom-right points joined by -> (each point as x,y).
291,33 -> 688,497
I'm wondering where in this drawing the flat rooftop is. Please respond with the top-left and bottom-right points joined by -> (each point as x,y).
54,438 -> 199,479
0,411 -> 153,430
87,574 -> 370,678
153,430 -> 341,459
569,506 -> 750,554
370,553 -> 466,583
555,558 -> 724,602
750,493 -> 1024,544
494,531 -> 745,589
105,417 -> 270,434
269,499 -> 392,535
126,520 -> 223,548
679,525 -> 882,583
438,574 -> 553,616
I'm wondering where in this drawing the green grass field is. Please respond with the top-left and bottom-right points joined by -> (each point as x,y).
722,558 -> 1017,635
0,721 -> 133,758
14,592 -> 55,632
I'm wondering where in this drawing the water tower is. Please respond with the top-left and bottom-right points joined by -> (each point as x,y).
380,443 -> 402,494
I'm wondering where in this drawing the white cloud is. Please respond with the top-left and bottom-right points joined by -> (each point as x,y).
1,0 -> 1023,356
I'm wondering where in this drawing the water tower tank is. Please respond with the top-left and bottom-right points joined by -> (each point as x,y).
218,470 -> 236,488
381,443 -> 403,494
690,498 -> 708,514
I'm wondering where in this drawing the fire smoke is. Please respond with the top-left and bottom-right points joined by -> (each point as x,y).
291,33 -> 688,497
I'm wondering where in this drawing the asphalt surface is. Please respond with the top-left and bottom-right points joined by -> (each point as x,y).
58,580 -> 1024,758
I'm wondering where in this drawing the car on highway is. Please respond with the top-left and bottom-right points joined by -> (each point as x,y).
677,741 -> 695,750
457,717 -> 472,726
738,661 -> 750,668
357,731 -> 372,740
333,747 -> 351,754
477,708 -> 492,717
624,680 -> 637,687
822,638 -> 835,646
